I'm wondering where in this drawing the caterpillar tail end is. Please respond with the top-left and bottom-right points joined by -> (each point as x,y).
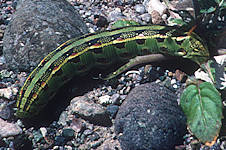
15,108 -> 38,118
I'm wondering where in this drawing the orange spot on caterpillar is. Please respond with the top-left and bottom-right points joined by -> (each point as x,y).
27,76 -> 31,81
40,58 -> 46,65
71,52 -> 78,57
41,82 -> 46,88
19,90 -> 23,96
32,93 -> 38,99
93,43 -> 101,47
53,66 -> 59,71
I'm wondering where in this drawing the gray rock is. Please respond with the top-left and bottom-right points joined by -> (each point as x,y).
3,0 -> 88,71
114,82 -> 186,150
0,118 -> 22,138
68,96 -> 112,126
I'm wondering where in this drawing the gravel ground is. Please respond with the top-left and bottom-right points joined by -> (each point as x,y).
0,0 -> 225,150
0,0 -> 17,62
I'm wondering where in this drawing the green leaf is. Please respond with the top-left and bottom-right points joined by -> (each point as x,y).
169,18 -> 187,26
180,82 -> 223,143
111,20 -> 140,29
200,7 -> 216,13
215,0 -> 221,4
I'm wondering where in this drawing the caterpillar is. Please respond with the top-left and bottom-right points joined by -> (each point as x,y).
16,25 -> 209,118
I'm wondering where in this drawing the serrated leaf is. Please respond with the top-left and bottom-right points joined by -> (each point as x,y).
180,82 -> 223,143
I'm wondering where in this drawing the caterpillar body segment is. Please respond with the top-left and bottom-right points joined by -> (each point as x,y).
16,25 -> 209,118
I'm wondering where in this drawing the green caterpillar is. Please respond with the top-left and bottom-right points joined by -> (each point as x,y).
16,25 -> 209,118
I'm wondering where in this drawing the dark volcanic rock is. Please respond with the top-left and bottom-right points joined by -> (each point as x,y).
3,0 -> 88,71
114,82 -> 186,150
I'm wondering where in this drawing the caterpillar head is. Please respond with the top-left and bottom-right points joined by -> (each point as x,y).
178,32 -> 209,65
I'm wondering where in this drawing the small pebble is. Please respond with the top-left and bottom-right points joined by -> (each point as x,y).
1,0 -> 225,149
40,127 -> 47,137
54,136 -> 66,146
0,87 -> 18,99
134,4 -> 146,14
168,71 -> 174,77
111,93 -> 120,104
83,129 -> 93,137
0,56 -> 6,65
87,132 -> 100,142
106,105 -> 119,119
98,95 -> 111,104
33,130 -> 43,143
171,79 -> 177,85
0,118 -> 22,137
173,84 -> 178,89
62,128 -> 75,140
93,15 -> 109,28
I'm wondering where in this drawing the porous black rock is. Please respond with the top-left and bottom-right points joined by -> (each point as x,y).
114,82 -> 186,150
3,0 -> 88,71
